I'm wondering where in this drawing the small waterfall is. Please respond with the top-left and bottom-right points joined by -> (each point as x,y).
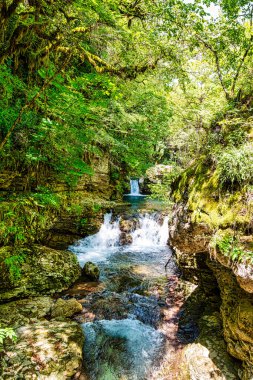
69,213 -> 121,264
130,179 -> 140,195
131,214 -> 169,247
86,212 -> 120,248
70,212 -> 169,266
68,210 -> 175,380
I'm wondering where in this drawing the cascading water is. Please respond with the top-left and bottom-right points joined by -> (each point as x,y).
131,214 -> 169,248
130,179 -> 140,195
70,213 -> 121,265
70,213 -> 169,266
68,210 -> 180,380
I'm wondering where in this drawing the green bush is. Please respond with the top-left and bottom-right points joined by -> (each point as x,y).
211,232 -> 253,264
217,144 -> 253,188
0,328 -> 17,351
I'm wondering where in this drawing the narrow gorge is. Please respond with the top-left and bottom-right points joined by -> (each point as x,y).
0,0 -> 253,379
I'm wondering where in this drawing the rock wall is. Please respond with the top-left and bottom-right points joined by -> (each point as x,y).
0,153 -> 123,307
0,245 -> 81,302
169,203 -> 253,380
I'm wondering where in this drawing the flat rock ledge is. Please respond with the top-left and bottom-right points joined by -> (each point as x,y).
1,320 -> 84,380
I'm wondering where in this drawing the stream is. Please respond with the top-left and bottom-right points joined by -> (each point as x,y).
66,196 -> 192,380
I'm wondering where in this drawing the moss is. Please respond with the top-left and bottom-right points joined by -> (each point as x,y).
0,246 -> 81,302
174,160 -> 252,232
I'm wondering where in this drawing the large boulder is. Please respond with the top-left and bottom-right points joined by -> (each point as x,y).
209,261 -> 253,380
0,320 -> 84,379
179,313 -> 240,380
0,245 -> 81,302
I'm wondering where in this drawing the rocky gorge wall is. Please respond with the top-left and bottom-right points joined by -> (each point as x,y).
169,170 -> 253,380
0,154 -> 124,378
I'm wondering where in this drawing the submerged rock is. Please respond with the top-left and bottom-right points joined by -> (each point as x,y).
51,298 -> 83,318
82,261 -> 100,280
1,320 -> 84,380
82,319 -> 165,380
0,245 -> 81,302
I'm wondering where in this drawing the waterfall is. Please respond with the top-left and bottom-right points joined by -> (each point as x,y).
69,213 -> 121,264
130,179 -> 140,195
131,214 -> 169,247
70,212 -> 169,266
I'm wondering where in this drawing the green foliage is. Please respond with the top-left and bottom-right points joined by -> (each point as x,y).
80,218 -> 88,227
0,190 -> 60,246
149,165 -> 182,202
0,328 -> 17,351
4,254 -> 25,281
216,144 -> 253,188
212,233 -> 253,264
0,0 -> 253,260
92,204 -> 102,213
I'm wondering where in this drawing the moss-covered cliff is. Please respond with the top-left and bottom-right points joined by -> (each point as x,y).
169,111 -> 253,379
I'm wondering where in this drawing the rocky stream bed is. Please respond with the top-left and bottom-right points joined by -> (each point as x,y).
0,195 -> 252,379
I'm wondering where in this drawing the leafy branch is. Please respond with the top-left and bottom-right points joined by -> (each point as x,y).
0,53 -> 72,151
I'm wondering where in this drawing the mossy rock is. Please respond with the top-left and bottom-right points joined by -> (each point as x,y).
0,320 -> 84,379
0,296 -> 53,328
0,245 -> 81,302
51,298 -> 82,318
82,262 -> 100,281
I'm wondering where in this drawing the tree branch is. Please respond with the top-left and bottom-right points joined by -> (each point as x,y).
231,34 -> 253,97
197,36 -> 231,101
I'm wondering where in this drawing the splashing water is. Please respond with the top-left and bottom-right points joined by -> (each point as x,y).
69,210 -> 175,380
70,212 -> 169,266
82,319 -> 165,380
131,214 -> 169,248
69,213 -> 121,264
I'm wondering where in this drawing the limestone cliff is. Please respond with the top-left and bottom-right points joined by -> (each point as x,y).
169,161 -> 253,380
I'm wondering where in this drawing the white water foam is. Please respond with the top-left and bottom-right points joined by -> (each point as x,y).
69,212 -> 169,266
131,214 -> 169,248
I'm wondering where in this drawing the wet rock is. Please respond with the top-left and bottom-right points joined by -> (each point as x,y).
0,320 -> 84,379
0,246 -> 81,302
179,312 -> 240,380
119,232 -> 133,245
0,297 -> 53,328
179,342 -> 238,380
119,218 -> 139,233
169,202 -> 253,379
209,261 -> 253,380
106,267 -> 145,293
88,291 -> 130,320
82,262 -> 100,281
51,298 -> 83,318
231,261 -> 253,294
78,288 -> 161,327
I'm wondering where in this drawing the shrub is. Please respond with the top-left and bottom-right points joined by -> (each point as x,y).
211,232 -> 253,264
0,328 -> 17,351
217,144 -> 253,188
